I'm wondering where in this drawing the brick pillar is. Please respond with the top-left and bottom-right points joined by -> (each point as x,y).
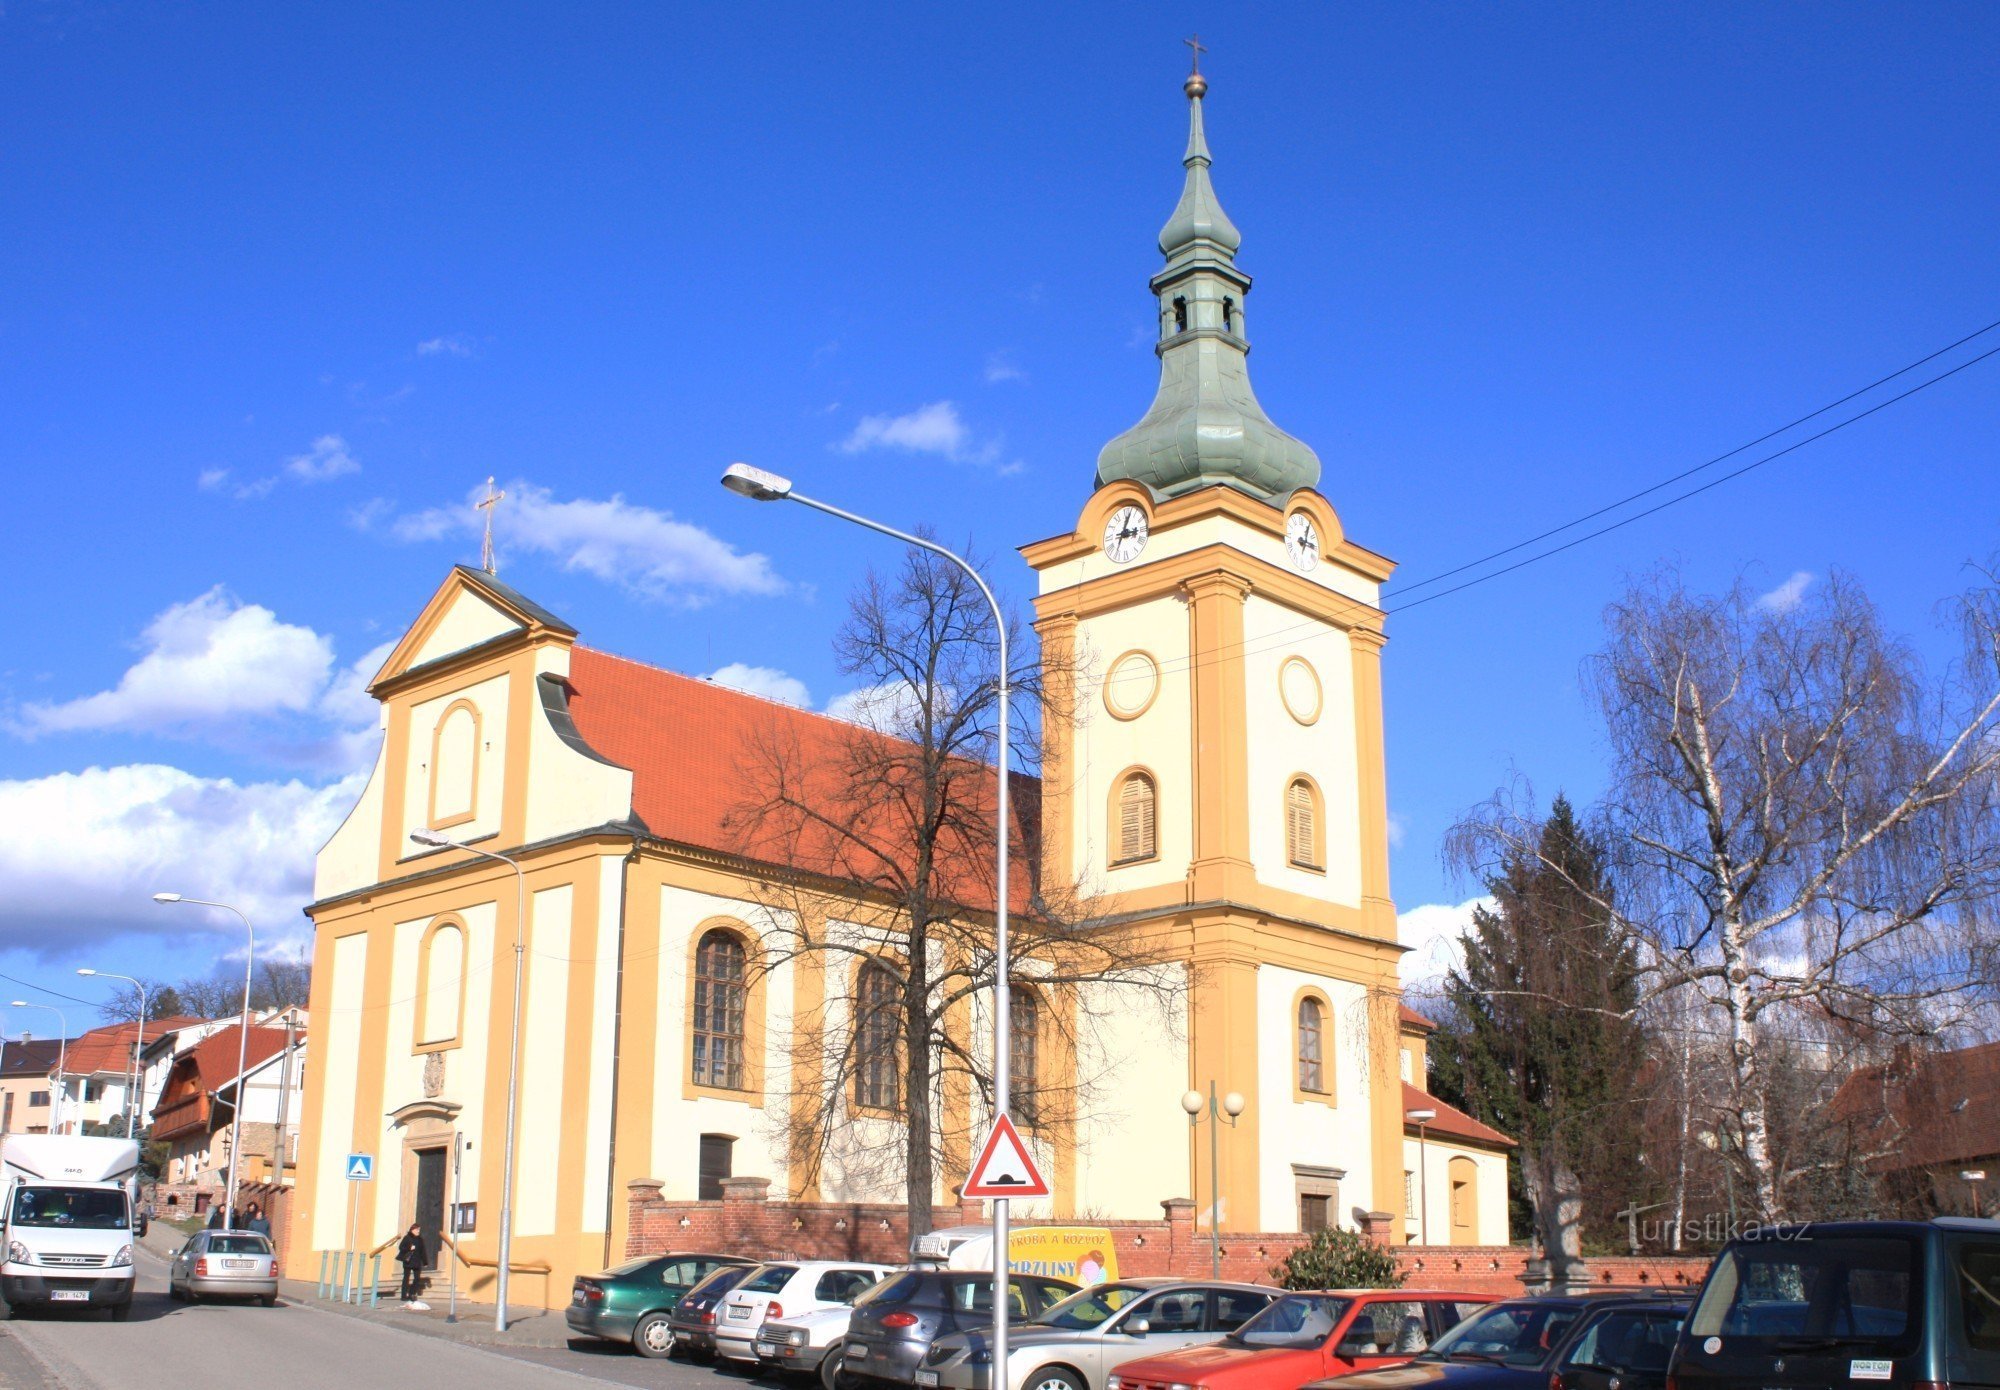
720,1176 -> 772,1252
626,1178 -> 665,1257
1162,1199 -> 1196,1276
1357,1210 -> 1395,1241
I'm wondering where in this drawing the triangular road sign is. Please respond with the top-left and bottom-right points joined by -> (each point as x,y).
963,1113 -> 1050,1199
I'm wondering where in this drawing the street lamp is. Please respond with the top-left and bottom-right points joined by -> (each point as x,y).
1963,1169 -> 1987,1216
410,827 -> 527,1333
1405,1107 -> 1436,1245
719,461 -> 1018,1372
153,893 -> 253,1228
1182,1084 -> 1247,1278
9,1003 -> 68,1134
78,969 -> 148,1137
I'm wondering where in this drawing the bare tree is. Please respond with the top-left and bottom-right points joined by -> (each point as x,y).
1453,566 -> 2000,1222
727,542 -> 1183,1234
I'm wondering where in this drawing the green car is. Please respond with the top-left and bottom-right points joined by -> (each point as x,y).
567,1252 -> 752,1357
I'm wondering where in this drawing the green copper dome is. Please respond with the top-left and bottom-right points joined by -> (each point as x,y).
1096,71 -> 1321,503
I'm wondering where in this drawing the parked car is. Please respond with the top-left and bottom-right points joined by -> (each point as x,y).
1294,1292 -> 1688,1390
844,1269 -> 1080,1387
166,1230 -> 279,1306
566,1251 -> 752,1357
671,1263 -> 766,1360
1107,1289 -> 1484,1390
924,1278 -> 1279,1390
716,1260 -> 902,1369
1669,1218 -> 2000,1390
760,1286 -> 900,1390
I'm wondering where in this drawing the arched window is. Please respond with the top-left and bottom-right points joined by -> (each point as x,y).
417,920 -> 465,1047
1286,777 -> 1321,870
1114,771 -> 1157,865
429,700 -> 480,827
692,930 -> 747,1090
1172,296 -> 1189,334
1297,995 -> 1325,1093
1011,989 -> 1040,1126
854,962 -> 900,1112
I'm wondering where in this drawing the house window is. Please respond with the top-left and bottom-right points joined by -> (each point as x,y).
1012,989 -> 1040,1126
1293,1163 -> 1342,1236
691,930 -> 747,1090
28,1091 -> 48,1108
1405,1170 -> 1417,1218
1114,771 -> 1158,865
854,962 -> 900,1113
698,1134 -> 734,1201
1297,996 -> 1326,1093
1300,1192 -> 1330,1233
1286,777 -> 1321,869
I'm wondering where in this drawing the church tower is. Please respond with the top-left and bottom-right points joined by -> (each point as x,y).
1022,62 -> 1407,1236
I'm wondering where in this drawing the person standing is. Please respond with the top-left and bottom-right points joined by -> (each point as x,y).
396,1223 -> 427,1307
246,1203 -> 272,1237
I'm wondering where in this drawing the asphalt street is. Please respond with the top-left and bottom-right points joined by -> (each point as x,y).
0,1243 -> 789,1390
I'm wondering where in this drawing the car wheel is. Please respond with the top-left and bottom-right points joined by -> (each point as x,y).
818,1343 -> 846,1390
1026,1369 -> 1087,1390
633,1311 -> 676,1359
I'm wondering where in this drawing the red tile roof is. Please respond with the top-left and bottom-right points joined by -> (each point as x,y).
149,1025 -> 293,1141
1829,1041 -> 2000,1172
60,1017 -> 210,1077
565,645 -> 1036,910
1399,1004 -> 1438,1033
1404,1082 -> 1515,1149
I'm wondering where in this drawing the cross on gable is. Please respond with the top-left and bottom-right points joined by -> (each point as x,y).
476,476 -> 507,575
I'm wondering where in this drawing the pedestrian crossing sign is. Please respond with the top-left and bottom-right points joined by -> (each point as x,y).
345,1153 -> 374,1181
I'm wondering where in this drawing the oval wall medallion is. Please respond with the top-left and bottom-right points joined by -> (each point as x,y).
1104,650 -> 1161,720
1279,656 -> 1323,725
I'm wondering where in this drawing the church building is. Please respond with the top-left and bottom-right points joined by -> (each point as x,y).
292,66 -> 1511,1308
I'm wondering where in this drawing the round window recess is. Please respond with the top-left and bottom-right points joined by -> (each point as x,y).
1104,650 -> 1161,720
1279,656 -> 1323,725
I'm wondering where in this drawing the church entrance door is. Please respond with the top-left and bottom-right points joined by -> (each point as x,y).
414,1147 -> 447,1269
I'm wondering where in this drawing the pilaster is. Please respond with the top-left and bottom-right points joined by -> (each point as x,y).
1183,570 -> 1255,902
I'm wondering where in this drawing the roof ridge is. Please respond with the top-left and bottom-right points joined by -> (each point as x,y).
577,644 -> 949,742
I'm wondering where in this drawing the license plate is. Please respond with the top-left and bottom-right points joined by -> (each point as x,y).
754,1342 -> 776,1357
224,1259 -> 254,1269
917,1373 -> 940,1387
51,1290 -> 89,1302
727,1305 -> 752,1321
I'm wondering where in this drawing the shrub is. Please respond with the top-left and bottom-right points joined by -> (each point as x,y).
1270,1227 -> 1406,1290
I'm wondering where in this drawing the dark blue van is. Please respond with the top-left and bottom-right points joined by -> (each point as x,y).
1668,1219 -> 2000,1390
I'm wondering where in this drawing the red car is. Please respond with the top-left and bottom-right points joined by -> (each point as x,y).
1108,1290 -> 1489,1390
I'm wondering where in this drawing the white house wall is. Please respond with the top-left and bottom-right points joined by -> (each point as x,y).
523,646 -> 634,843
1070,970 -> 1192,1220
1255,966 -> 1374,1230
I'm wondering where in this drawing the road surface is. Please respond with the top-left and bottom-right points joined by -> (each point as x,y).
0,1243 -> 756,1390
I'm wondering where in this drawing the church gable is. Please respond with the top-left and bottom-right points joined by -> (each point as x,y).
368,565 -> 578,694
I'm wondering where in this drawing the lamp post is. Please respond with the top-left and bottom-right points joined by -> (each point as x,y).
719,462 -> 1017,1372
410,827 -> 527,1334
77,969 -> 148,1137
153,894 -> 254,1228
9,1004 -> 68,1134
1963,1169 -> 1988,1217
1405,1107 -> 1436,1245
1181,1084 -> 1246,1278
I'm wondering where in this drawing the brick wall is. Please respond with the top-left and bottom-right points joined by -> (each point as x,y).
624,1181 -> 1711,1294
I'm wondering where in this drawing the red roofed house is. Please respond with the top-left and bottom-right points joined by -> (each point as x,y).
1396,1007 -> 1514,1244
54,1015 -> 210,1137
1830,1040 -> 2000,1216
293,80 -> 1518,1303
150,1021 -> 306,1213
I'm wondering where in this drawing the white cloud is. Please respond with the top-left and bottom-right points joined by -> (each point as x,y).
1397,896 -> 1493,987
284,434 -> 360,483
0,763 -> 361,955
983,352 -> 1026,385
825,681 -> 928,736
1757,570 -> 1813,614
16,589 -> 334,738
704,663 -> 810,708
417,335 -> 474,358
197,467 -> 230,492
837,401 -> 1012,470
1387,812 -> 1409,850
390,480 -> 786,605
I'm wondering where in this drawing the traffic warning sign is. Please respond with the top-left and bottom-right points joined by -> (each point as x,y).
963,1113 -> 1050,1199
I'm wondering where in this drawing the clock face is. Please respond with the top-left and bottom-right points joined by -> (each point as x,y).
1103,505 -> 1149,564
1285,512 -> 1321,572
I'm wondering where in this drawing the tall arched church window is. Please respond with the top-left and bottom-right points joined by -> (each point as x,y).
692,930 -> 747,1090
1011,989 -> 1040,1126
1297,995 -> 1325,1093
417,920 -> 465,1047
1286,777 -> 1322,870
429,701 -> 480,827
854,962 -> 900,1112
1115,771 -> 1157,865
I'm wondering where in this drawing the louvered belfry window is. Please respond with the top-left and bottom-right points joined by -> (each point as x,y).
1116,772 -> 1157,864
1286,778 -> 1319,869
692,930 -> 747,1090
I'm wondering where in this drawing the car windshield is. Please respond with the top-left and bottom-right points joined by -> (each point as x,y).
688,1265 -> 756,1302
1227,1294 -> 1352,1349
1426,1302 -> 1584,1367
742,1265 -> 798,1294
1689,1236 -> 1917,1352
209,1235 -> 272,1255
10,1187 -> 128,1230
1035,1283 -> 1154,1330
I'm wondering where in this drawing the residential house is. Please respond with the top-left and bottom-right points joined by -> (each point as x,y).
1832,1039 -> 2000,1216
56,1016 -> 210,1136
150,1021 -> 307,1213
1395,1007 -> 1514,1245
0,1040 -> 64,1136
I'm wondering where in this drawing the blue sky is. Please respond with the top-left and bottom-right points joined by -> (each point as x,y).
4,3 -> 1999,1025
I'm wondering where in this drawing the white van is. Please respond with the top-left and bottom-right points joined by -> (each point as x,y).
0,1135 -> 142,1318
912,1225 -> 1119,1284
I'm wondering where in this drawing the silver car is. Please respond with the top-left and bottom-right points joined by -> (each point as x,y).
167,1231 -> 279,1305
922,1279 -> 1278,1390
